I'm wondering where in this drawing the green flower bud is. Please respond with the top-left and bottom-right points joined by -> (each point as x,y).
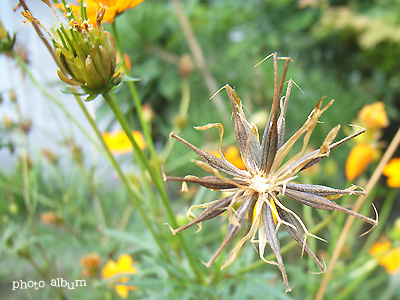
52,8 -> 121,100
0,19 -> 16,54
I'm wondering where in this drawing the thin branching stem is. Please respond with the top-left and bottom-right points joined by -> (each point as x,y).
315,128 -> 400,300
103,92 -> 204,283
74,94 -> 172,264
171,0 -> 227,119
18,0 -> 67,74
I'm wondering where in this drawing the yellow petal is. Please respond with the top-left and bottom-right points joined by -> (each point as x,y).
383,158 -> 400,188
369,241 -> 391,257
252,198 -> 278,224
115,284 -> 129,299
102,130 -> 146,155
208,146 -> 245,170
358,102 -> 389,129
117,254 -> 137,274
345,143 -> 375,180
381,248 -> 400,274
102,260 -> 118,279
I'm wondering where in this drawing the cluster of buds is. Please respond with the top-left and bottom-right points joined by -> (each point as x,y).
52,5 -> 121,100
21,2 -> 121,100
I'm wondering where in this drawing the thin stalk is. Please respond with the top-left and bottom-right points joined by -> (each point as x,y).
12,50 -> 103,155
315,128 -> 400,300
332,260 -> 378,300
171,0 -> 227,118
110,22 -> 161,181
103,92 -> 204,282
22,252 -> 67,300
159,77 -> 191,163
179,77 -> 191,116
73,95 -> 171,263
18,0 -> 67,74
108,92 -> 158,213
303,204 -> 317,296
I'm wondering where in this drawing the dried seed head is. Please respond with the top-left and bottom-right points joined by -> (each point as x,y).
165,53 -> 378,292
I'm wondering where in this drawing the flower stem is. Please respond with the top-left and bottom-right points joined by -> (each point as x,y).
73,94 -> 171,263
315,127 -> 400,300
108,23 -> 204,281
102,91 -> 204,282
11,50 -> 103,155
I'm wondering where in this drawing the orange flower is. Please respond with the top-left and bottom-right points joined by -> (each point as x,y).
345,143 -> 375,180
358,102 -> 389,129
209,145 -> 245,170
102,254 -> 138,298
81,253 -> 101,277
68,0 -> 144,25
383,158 -> 400,188
370,241 -> 400,274
103,130 -> 146,155
40,211 -> 61,226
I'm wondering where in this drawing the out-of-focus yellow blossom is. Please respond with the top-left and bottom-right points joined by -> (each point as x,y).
68,0 -> 144,25
383,158 -> 400,188
209,145 -> 245,170
358,102 -> 389,129
351,102 -> 389,144
102,254 -> 138,299
40,211 -> 61,226
370,241 -> 400,274
81,253 -> 101,277
103,130 -> 146,155
345,143 -> 375,180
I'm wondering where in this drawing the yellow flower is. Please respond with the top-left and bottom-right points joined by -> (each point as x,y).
383,158 -> 400,188
68,0 -> 144,25
345,143 -> 375,180
358,102 -> 389,129
102,254 -> 138,299
369,240 -> 391,257
370,241 -> 400,274
103,130 -> 146,155
209,146 -> 245,170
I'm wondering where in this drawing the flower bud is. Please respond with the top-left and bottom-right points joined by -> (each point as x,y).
52,6 -> 121,99
0,19 -> 15,54
179,54 -> 194,78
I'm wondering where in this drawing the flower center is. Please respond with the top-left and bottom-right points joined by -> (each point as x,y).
249,175 -> 276,194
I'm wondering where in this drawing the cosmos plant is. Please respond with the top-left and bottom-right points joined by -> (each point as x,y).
164,53 -> 378,292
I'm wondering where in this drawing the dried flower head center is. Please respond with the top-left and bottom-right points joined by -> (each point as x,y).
249,174 -> 277,193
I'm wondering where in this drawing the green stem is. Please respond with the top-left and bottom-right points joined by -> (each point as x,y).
103,92 -> 204,282
74,95 -> 171,263
332,260 -> 378,300
110,23 -> 177,227
12,50 -> 103,155
109,93 -> 158,213
110,23 -> 203,283
110,22 -> 161,179
179,77 -> 190,116
22,252 -> 67,300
